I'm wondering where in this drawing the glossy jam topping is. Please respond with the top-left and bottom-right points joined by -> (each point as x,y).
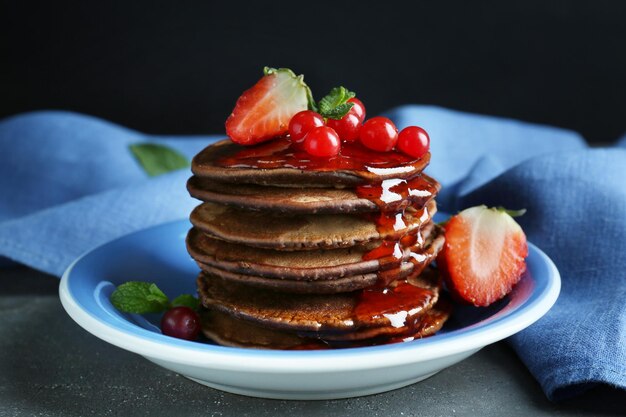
362,239 -> 404,263
355,175 -> 437,213
354,279 -> 433,326
286,279 -> 439,350
215,135 -> 441,348
287,299 -> 446,349
352,170 -> 438,328
359,197 -> 433,278
353,222 -> 436,323
217,136 -> 426,174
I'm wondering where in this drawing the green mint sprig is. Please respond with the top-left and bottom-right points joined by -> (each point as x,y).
110,281 -> 199,314
129,143 -> 190,177
316,86 -> 356,120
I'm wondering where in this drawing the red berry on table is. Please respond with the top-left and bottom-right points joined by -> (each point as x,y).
160,306 -> 201,340
348,97 -> 366,121
327,112 -> 362,142
359,117 -> 398,152
288,110 -> 325,142
397,126 -> 430,158
304,126 -> 341,157
225,68 -> 310,146
437,206 -> 529,307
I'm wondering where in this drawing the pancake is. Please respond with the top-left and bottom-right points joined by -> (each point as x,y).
187,174 -> 440,214
316,298 -> 452,342
191,138 -> 431,187
188,131 -> 450,349
195,263 -> 385,294
200,309 -> 312,350
189,226 -> 445,293
201,300 -> 451,349
197,268 -> 441,335
186,222 -> 436,280
189,200 -> 437,250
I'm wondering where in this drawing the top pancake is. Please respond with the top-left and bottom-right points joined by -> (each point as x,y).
191,139 -> 431,187
187,174 -> 440,214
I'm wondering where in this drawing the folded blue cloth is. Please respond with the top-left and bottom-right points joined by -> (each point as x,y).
1,108 -> 624,401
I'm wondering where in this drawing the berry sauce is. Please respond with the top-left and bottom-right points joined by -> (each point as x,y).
216,136 -> 426,176
351,176 -> 438,330
354,280 -> 434,324
215,136 -> 440,346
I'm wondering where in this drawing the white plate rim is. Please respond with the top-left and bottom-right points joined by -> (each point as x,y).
59,221 -> 561,374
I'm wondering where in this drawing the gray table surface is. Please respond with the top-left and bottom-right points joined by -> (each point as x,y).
1,267 -> 624,417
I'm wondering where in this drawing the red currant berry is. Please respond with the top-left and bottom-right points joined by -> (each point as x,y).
397,126 -> 430,158
161,306 -> 200,341
348,97 -> 366,121
327,112 -> 361,142
359,117 -> 398,152
288,110 -> 325,142
304,126 -> 341,157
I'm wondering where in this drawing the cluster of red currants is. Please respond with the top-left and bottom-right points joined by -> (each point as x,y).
288,98 -> 430,158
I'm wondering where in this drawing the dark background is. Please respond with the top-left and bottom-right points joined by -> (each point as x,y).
2,1 -> 626,143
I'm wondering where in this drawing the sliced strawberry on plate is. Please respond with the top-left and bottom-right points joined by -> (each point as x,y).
437,205 -> 528,307
225,67 -> 312,146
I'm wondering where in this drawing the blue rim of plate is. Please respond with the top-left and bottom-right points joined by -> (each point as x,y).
60,219 -> 560,372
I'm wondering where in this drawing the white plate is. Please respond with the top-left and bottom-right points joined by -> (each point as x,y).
59,220 -> 560,400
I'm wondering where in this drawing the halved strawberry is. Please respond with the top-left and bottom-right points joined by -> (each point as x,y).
225,67 -> 312,146
437,206 -> 528,307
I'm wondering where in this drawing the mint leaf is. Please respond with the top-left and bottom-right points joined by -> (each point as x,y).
318,86 -> 347,114
129,143 -> 189,177
110,282 -> 171,314
344,89 -> 356,100
324,102 -> 354,120
146,283 -> 169,304
317,86 -> 356,119
171,294 -> 200,310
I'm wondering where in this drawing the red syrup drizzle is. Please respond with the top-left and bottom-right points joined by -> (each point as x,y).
356,176 -> 436,286
353,281 -> 434,323
352,173 -> 438,334
214,136 -> 439,348
216,136 -> 424,173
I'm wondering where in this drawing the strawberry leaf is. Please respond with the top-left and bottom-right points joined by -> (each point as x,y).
263,66 -> 284,76
495,207 -> 527,217
306,85 -> 318,112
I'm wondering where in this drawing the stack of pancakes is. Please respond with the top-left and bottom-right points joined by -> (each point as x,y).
186,139 -> 451,349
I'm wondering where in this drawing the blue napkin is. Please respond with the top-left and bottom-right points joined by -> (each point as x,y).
1,108 -> 624,401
